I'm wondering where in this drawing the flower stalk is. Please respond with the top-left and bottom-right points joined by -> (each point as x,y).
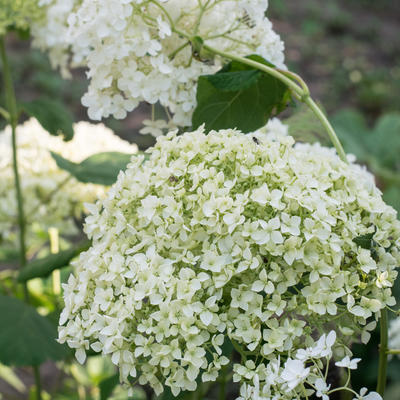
0,36 -> 42,400
376,308 -> 388,396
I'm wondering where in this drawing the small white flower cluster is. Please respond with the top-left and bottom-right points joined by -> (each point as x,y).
63,0 -> 285,125
389,316 -> 400,354
59,125 -> 400,397
0,118 -> 137,249
31,0 -> 86,78
236,330 -> 381,400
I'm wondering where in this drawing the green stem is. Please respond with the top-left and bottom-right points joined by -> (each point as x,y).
0,38 -> 29,300
201,43 -> 348,163
387,349 -> 400,355
218,365 -> 227,400
376,309 -> 388,396
304,96 -> 347,162
33,365 -> 42,400
0,105 -> 10,120
1,36 -> 41,400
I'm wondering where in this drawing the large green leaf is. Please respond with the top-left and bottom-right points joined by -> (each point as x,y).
22,98 -> 74,141
192,56 -> 291,132
99,374 -> 120,400
331,109 -> 370,159
18,241 -> 90,283
0,295 -> 69,366
369,113 -> 400,169
51,152 -> 134,185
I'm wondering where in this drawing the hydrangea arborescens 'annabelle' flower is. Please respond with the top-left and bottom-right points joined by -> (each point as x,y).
59,121 -> 400,397
0,118 -> 137,249
64,0 -> 285,125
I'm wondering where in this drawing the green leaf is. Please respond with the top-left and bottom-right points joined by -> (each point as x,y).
0,246 -> 20,262
21,98 -> 74,141
99,374 -> 120,400
18,241 -> 90,283
51,152 -> 134,185
353,228 -> 376,250
331,109 -> 370,159
207,70 -> 260,91
369,113 -> 400,169
192,56 -> 291,132
285,104 -> 330,145
383,186 -> 400,213
0,295 -> 69,366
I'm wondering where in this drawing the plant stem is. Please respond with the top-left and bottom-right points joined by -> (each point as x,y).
376,309 -> 388,396
33,365 -> 42,400
201,43 -> 348,163
218,365 -> 227,400
304,96 -> 347,162
1,36 -> 42,400
0,37 -> 29,300
387,349 -> 400,355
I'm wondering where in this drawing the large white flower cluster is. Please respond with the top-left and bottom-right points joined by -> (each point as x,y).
59,125 -> 400,397
0,118 -> 137,249
64,0 -> 285,125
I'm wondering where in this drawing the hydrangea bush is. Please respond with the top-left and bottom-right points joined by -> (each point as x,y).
1,1 -> 399,399
0,118 -> 137,249
59,122 -> 400,398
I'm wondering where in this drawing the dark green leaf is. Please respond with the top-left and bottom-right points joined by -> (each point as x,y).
0,295 -> 69,366
353,228 -> 376,250
192,56 -> 291,132
51,152 -> 134,185
22,98 -> 74,141
99,374 -> 119,400
18,241 -> 90,283
207,70 -> 260,91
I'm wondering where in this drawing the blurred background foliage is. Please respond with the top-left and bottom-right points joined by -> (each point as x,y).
0,0 -> 399,398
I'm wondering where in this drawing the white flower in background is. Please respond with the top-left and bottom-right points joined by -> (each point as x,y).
32,0 -> 87,78
0,118 -> 137,249
62,0 -> 285,126
59,122 -> 400,397
139,119 -> 176,137
335,356 -> 361,369
388,316 -> 400,354
354,388 -> 382,400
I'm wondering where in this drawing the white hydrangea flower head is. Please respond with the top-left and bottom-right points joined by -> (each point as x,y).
0,118 -> 137,249
31,0 -> 87,78
59,123 -> 400,397
64,0 -> 285,125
